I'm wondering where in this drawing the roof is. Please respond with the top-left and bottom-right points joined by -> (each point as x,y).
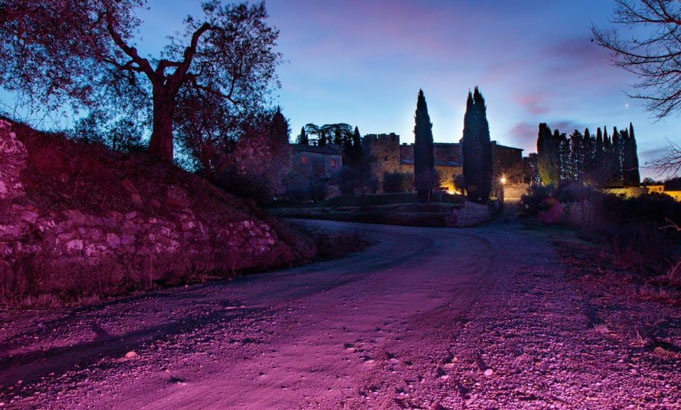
491,141 -> 524,151
292,143 -> 342,155
400,159 -> 461,167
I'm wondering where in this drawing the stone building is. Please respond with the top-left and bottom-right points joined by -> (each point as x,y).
364,133 -> 524,193
290,144 -> 343,181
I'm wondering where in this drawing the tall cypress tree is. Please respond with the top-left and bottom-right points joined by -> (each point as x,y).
583,128 -> 596,185
462,87 -> 492,202
414,89 -> 436,201
594,128 -> 606,186
568,130 -> 584,183
558,132 -> 570,182
612,127 -> 624,187
623,123 -> 641,186
349,126 -> 362,166
297,126 -> 308,145
537,123 -> 560,185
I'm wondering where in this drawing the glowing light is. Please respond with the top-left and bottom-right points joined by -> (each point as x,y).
500,175 -> 507,185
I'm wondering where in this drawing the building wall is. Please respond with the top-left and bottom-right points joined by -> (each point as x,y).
291,150 -> 341,180
398,163 -> 463,194
491,143 -> 524,182
364,133 -> 401,186
434,143 -> 462,164
400,143 -> 462,164
358,134 -> 523,194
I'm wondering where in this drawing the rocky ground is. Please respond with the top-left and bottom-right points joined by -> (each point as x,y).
1,214 -> 680,409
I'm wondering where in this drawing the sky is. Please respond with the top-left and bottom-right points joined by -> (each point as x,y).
3,0 -> 679,179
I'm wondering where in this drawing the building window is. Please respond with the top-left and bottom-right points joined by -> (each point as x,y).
301,156 -> 307,165
330,159 -> 336,168
384,156 -> 388,162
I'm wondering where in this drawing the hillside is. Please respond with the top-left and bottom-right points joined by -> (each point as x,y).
0,118 -> 315,305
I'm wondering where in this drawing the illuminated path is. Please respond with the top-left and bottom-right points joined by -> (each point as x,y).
1,216 -> 680,408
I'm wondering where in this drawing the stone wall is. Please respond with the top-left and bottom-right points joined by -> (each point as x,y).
444,201 -> 492,227
0,120 -> 314,303
364,134 -> 401,188
503,183 -> 530,200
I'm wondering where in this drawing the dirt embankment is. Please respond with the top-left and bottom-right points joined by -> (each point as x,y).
0,119 -> 315,306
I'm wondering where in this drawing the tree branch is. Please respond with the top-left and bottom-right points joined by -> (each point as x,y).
104,12 -> 155,78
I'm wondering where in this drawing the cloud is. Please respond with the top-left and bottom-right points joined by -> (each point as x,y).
515,93 -> 550,115
639,147 -> 668,161
508,119 -> 587,152
508,122 -> 539,152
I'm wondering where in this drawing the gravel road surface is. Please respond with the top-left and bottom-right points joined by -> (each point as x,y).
1,217 -> 680,409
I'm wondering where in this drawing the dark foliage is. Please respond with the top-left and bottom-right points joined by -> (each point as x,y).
522,183 -> 681,275
383,172 -> 410,193
0,0 -> 281,162
335,165 -> 357,196
413,90 -> 436,201
270,106 -> 290,145
69,111 -> 144,153
536,123 -> 640,187
297,126 -> 308,145
462,87 -> 493,203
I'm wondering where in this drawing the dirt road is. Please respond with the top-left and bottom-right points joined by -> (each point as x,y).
1,217 -> 680,409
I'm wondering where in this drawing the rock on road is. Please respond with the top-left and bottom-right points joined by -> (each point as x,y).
1,217 -> 680,409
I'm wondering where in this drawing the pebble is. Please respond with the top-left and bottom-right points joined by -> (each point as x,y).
124,351 -> 138,359
484,368 -> 494,376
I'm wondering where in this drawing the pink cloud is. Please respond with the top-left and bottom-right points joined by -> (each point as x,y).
515,94 -> 550,115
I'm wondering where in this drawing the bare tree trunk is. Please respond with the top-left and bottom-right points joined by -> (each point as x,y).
148,89 -> 177,162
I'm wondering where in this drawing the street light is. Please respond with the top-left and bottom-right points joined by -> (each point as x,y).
500,175 -> 507,185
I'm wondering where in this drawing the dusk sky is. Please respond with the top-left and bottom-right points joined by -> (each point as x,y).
5,0 -> 679,178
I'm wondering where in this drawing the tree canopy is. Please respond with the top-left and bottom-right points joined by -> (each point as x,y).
0,0 -> 281,162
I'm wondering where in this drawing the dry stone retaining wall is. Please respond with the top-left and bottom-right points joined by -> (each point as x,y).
445,201 -> 492,227
0,120 -> 312,303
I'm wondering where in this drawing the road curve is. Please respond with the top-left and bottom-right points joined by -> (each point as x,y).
0,218 -> 680,409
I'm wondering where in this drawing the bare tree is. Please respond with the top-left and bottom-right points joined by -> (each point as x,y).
0,0 -> 281,162
593,0 -> 681,117
593,0 -> 681,175
653,139 -> 681,175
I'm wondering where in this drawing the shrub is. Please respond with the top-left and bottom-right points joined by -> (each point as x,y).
521,183 -> 555,214
523,182 -> 681,275
383,172 -> 408,193
309,179 -> 328,202
335,166 -> 357,195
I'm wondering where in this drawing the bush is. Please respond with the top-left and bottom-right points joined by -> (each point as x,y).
335,166 -> 357,195
521,183 -> 555,214
383,172 -> 408,193
522,182 -> 681,275
309,179 -> 328,202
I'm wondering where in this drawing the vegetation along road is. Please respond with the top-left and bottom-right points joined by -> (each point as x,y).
1,216 -> 680,409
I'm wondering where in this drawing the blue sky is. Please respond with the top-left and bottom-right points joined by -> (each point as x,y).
4,1 -> 680,178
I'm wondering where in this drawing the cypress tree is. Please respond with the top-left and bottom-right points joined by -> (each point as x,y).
537,123 -> 559,185
462,87 -> 493,202
298,126 -> 308,145
414,89 -> 436,201
583,128 -> 596,185
594,128 -> 605,186
350,126 -> 362,166
474,87 -> 493,202
623,123 -> 640,186
558,132 -> 570,182
569,130 -> 584,183
612,127 -> 624,187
